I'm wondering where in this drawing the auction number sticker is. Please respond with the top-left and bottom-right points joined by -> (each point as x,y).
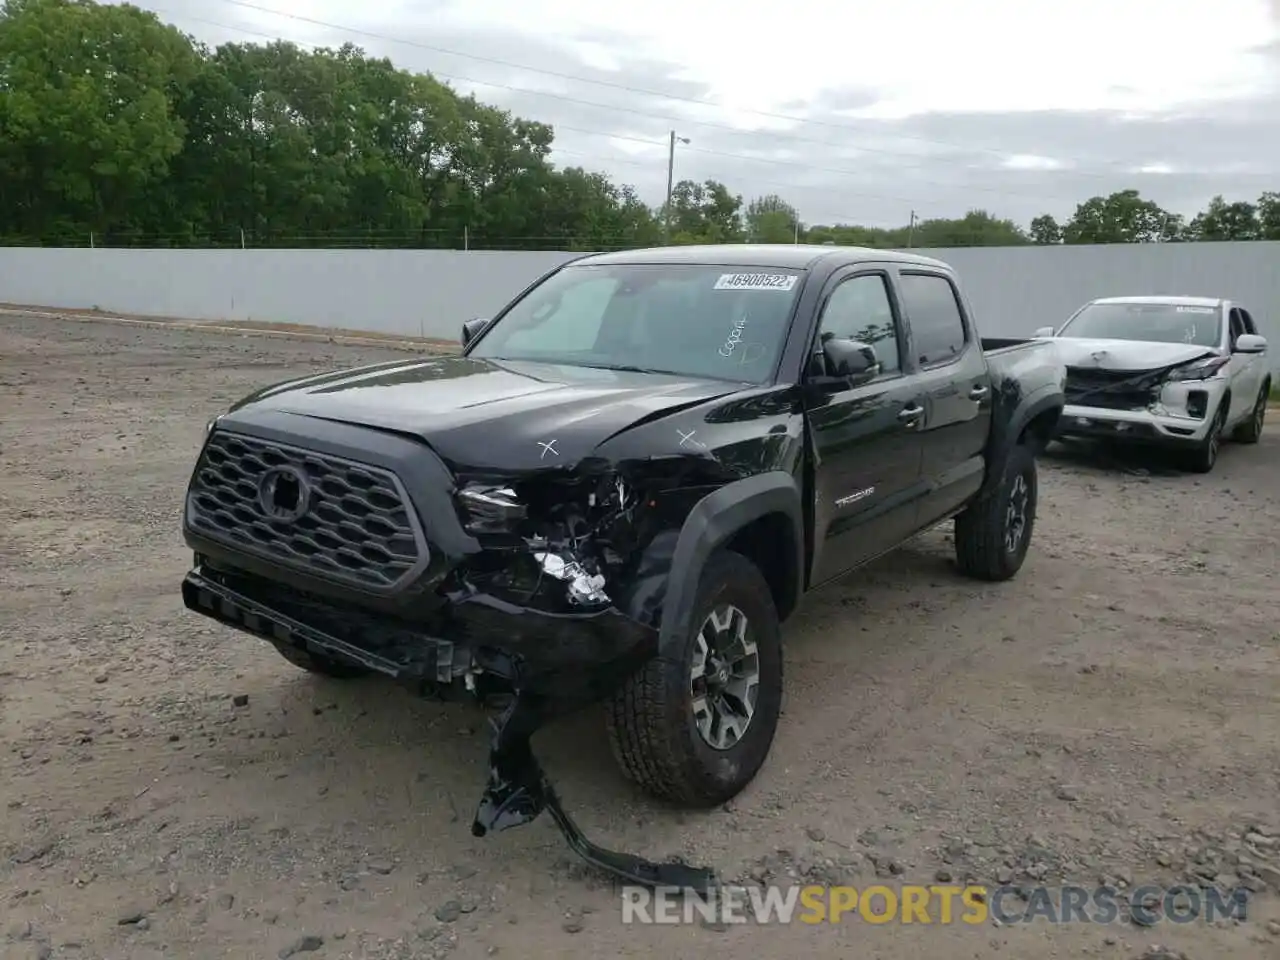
1176,306 -> 1216,314
714,272 -> 798,292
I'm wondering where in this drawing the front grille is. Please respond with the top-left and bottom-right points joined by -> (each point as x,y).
1064,367 -> 1159,411
186,430 -> 427,591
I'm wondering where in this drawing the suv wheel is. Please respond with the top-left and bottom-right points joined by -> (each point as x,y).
1186,401 -> 1228,473
272,642 -> 368,679
953,441 -> 1038,582
1231,383 -> 1268,444
606,549 -> 783,807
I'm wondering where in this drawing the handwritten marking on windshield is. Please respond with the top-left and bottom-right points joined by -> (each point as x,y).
677,428 -> 706,449
538,439 -> 559,459
719,317 -> 747,357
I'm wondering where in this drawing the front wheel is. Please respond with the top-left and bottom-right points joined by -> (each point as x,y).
605,549 -> 783,807
953,441 -> 1038,582
1185,401 -> 1228,473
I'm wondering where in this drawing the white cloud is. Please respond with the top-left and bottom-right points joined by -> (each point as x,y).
368,0 -> 1277,115
1004,155 -> 1066,171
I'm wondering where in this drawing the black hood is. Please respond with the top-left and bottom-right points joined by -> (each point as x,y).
225,355 -> 741,473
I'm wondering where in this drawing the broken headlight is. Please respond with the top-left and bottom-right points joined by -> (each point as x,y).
457,483 -> 527,535
1164,355 -> 1230,382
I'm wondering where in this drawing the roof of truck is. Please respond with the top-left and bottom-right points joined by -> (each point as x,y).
569,243 -> 953,271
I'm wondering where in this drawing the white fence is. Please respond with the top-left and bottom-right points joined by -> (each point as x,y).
2,242 -> 1277,373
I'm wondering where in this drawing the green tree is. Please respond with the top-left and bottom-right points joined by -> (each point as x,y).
0,0 -> 202,242
745,194 -> 800,242
1185,194 -> 1260,241
1029,214 -> 1062,244
1062,189 -> 1179,244
1258,192 -> 1280,241
911,209 -> 1028,247
665,179 -> 744,244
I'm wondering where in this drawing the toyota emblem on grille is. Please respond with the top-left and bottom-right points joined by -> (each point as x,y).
258,466 -> 310,521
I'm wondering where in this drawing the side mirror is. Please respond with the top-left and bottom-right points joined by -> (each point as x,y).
461,317 -> 490,348
1034,326 -> 1056,338
1234,333 -> 1267,354
815,337 -> 880,388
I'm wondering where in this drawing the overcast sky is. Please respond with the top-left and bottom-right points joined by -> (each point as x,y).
130,0 -> 1280,229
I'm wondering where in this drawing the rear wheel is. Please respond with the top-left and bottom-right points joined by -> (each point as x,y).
606,549 -> 783,807
272,642 -> 368,679
1185,400 -> 1228,473
954,441 -> 1038,582
1231,383 -> 1268,444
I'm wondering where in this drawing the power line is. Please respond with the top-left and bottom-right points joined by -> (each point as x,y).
203,0 -> 1278,184
161,7 -> 1110,211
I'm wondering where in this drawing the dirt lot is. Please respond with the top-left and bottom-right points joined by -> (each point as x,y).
2,312 -> 1278,960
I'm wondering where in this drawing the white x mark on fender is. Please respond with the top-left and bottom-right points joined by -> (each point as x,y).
677,428 -> 706,449
537,439 -> 559,459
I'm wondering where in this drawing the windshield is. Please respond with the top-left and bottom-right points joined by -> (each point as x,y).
467,263 -> 805,382
1057,301 -> 1221,347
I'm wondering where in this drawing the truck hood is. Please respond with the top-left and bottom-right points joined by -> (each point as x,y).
1051,337 -> 1217,371
225,355 -> 741,472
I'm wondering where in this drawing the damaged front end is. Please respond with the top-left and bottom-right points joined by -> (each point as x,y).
1058,352 -> 1230,443
182,437 -> 726,894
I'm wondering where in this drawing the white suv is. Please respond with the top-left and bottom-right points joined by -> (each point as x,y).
1039,295 -> 1270,473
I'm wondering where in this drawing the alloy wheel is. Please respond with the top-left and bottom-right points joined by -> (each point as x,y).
1004,472 -> 1030,554
690,604 -> 760,751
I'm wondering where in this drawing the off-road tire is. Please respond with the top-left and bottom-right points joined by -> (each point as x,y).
1185,400 -> 1229,473
605,549 -> 784,807
272,641 -> 368,679
1231,383 -> 1269,444
953,441 -> 1038,582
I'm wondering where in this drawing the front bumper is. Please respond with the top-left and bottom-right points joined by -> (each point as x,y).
181,563 -> 659,699
1056,382 -> 1226,446
181,564 -> 715,894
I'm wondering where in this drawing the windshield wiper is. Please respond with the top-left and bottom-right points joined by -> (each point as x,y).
576,362 -> 676,375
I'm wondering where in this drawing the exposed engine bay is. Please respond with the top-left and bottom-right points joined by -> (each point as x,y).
447,458 -> 730,620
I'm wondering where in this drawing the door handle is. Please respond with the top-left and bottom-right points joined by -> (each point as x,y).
899,404 -> 924,425
969,384 -> 989,401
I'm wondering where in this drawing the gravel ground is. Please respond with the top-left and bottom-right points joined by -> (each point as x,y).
2,311 -> 1278,960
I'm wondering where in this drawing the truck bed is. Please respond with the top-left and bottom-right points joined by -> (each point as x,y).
980,335 -> 1066,456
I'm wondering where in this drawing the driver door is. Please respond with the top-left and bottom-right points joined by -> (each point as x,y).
804,268 -> 929,586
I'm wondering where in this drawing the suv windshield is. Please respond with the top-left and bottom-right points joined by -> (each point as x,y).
1057,301 -> 1221,347
467,262 -> 805,382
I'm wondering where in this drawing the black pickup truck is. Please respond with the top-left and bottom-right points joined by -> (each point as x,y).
181,244 -> 1065,890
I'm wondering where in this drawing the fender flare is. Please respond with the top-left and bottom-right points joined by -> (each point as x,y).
657,471 -> 804,660
980,385 -> 1063,499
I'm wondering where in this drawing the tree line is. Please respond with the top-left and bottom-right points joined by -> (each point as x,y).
2,0 -> 1279,251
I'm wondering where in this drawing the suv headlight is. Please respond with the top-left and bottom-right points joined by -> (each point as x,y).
1164,355 -> 1229,382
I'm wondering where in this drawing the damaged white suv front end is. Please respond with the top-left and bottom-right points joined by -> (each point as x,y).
1040,295 -> 1270,470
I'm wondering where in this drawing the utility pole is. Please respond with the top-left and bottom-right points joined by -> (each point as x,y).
664,130 -> 689,244
907,210 -> 917,248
